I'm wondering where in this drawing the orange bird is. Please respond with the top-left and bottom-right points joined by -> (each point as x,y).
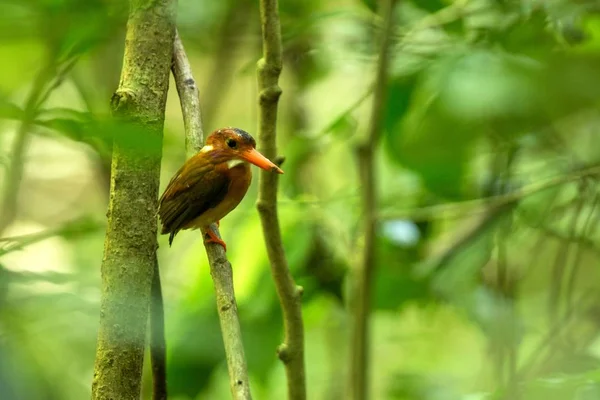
158,127 -> 283,250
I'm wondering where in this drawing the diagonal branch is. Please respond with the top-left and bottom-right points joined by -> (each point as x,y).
173,31 -> 204,159
171,31 -> 252,400
256,1 -> 306,399
0,217 -> 102,257
349,1 -> 398,399
378,163 -> 600,223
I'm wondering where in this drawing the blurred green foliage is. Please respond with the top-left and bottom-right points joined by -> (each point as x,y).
1,0 -> 600,399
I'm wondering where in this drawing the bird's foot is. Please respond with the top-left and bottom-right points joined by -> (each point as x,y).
203,227 -> 227,252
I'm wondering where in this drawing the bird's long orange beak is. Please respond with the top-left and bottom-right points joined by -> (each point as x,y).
241,148 -> 284,174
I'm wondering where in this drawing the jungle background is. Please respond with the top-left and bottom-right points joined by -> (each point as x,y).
1,0 -> 600,399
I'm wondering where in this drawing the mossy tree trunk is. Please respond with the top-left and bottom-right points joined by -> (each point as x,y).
91,1 -> 176,399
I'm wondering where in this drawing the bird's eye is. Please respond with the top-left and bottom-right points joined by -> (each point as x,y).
226,139 -> 237,149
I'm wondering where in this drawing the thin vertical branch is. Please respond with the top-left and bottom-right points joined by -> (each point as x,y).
495,233 -> 507,387
256,1 -> 306,399
565,190 -> 598,312
349,1 -> 397,400
150,257 -> 167,400
548,195 -> 584,326
171,32 -> 252,400
0,60 -> 57,236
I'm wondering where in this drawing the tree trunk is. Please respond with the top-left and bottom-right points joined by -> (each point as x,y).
91,1 -> 176,399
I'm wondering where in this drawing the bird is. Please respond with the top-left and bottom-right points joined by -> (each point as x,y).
157,127 -> 283,251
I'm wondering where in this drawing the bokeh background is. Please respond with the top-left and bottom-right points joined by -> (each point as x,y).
2,0 -> 600,399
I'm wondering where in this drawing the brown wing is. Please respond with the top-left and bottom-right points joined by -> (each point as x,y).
158,156 -> 229,245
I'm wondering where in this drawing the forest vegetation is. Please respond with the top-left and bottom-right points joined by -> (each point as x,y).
1,0 -> 600,399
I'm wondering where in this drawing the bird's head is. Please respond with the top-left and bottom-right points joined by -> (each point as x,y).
202,127 -> 283,174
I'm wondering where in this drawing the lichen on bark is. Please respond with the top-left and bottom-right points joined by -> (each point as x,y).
91,1 -> 176,399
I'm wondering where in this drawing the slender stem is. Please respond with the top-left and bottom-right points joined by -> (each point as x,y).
172,31 -> 204,159
171,32 -> 252,400
91,0 -> 176,398
349,1 -> 397,399
256,1 -> 306,399
150,257 -> 167,400
565,190 -> 598,312
0,61 -> 56,236
495,232 -> 507,388
518,291 -> 592,380
432,206 -> 512,274
548,196 -> 584,327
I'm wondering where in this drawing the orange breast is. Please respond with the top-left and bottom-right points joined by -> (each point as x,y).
183,162 -> 252,230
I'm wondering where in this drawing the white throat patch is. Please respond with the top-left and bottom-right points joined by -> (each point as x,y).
227,159 -> 246,169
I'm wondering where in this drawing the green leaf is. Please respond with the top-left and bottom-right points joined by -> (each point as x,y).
539,53 -> 600,118
167,312 -> 224,397
36,0 -> 125,63
387,372 -> 459,400
35,107 -> 93,141
36,118 -> 86,141
0,101 -> 24,121
373,261 -> 430,311
34,109 -> 116,158
383,48 -> 554,198
411,0 -> 447,13
361,0 -> 376,13
240,312 -> 281,381
385,96 -> 476,198
493,9 -> 556,58
384,75 -> 417,135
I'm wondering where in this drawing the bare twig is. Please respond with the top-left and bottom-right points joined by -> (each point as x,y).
0,217 -> 102,256
517,208 -> 600,257
256,1 -> 306,399
565,192 -> 599,312
425,165 -> 600,278
429,206 -> 511,274
171,32 -> 252,400
490,147 -> 519,399
173,31 -> 204,158
517,291 -> 594,380
548,195 -> 584,327
378,162 -> 600,222
349,1 -> 397,399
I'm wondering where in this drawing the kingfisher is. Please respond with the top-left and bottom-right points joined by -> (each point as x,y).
158,127 -> 283,251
